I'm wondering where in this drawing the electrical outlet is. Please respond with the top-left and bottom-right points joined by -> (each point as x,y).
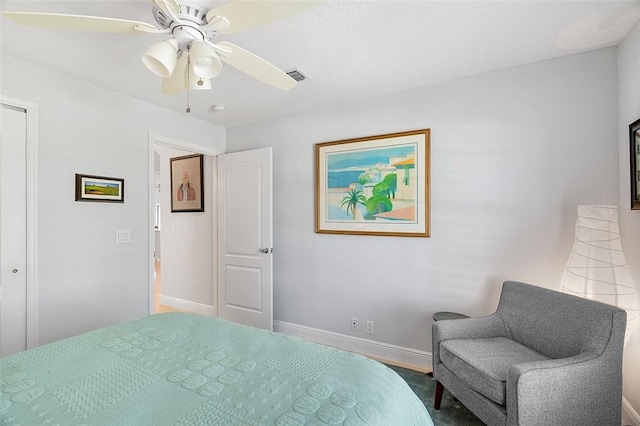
366,320 -> 374,335
351,318 -> 359,331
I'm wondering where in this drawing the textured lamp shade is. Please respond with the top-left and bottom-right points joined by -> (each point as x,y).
560,205 -> 639,345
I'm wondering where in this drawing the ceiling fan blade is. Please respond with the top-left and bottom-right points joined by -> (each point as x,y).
2,12 -> 158,33
206,0 -> 326,33
162,54 -> 188,95
216,41 -> 296,90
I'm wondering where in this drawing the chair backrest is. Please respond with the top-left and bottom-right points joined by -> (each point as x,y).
496,281 -> 626,359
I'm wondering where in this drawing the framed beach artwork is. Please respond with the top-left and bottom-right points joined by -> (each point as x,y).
315,129 -> 430,237
75,174 -> 124,203
170,154 -> 204,213
631,118 -> 640,210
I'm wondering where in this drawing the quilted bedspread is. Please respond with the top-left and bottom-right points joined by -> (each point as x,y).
0,312 -> 432,425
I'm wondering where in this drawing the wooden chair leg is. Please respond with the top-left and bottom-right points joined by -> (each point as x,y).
434,381 -> 444,410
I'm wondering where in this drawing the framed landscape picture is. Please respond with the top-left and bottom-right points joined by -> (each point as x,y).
170,154 -> 204,213
315,129 -> 430,237
75,174 -> 124,203
631,118 -> 640,210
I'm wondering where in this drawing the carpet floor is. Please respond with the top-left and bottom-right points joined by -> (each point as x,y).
386,364 -> 486,426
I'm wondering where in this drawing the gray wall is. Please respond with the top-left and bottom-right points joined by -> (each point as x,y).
228,46 -> 639,410
618,20 -> 640,422
0,55 -> 225,344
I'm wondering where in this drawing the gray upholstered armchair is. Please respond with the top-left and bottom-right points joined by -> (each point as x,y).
432,281 -> 626,426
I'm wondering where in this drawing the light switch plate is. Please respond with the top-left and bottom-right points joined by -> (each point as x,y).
116,230 -> 130,243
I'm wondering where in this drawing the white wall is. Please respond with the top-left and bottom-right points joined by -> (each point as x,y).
618,20 -> 640,424
0,55 -> 225,345
155,144 -> 216,315
228,48 -> 618,356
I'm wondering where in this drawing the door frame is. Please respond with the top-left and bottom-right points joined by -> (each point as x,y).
1,96 -> 39,349
147,133 -> 222,315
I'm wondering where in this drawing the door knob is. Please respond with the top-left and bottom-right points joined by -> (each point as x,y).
12,269 -> 18,273
259,248 -> 269,254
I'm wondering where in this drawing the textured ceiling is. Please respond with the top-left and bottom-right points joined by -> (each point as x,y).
1,0 -> 639,128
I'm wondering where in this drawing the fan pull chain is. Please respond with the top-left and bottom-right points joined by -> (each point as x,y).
186,48 -> 191,114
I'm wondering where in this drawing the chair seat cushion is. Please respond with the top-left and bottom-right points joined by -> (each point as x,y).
440,337 -> 549,405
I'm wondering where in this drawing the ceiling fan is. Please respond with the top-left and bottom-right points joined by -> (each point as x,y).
2,0 -> 325,95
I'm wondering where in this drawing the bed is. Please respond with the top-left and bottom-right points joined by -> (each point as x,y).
0,312 -> 433,425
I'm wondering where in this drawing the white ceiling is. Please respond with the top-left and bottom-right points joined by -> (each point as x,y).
1,0 -> 639,128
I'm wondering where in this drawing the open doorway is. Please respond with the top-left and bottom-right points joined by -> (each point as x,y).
152,155 -> 180,314
149,135 -> 274,329
152,150 -> 171,313
148,134 -> 222,316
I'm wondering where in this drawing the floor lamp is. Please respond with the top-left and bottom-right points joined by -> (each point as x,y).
560,205 -> 639,346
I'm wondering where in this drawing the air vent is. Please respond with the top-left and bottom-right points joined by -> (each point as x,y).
286,69 -> 308,82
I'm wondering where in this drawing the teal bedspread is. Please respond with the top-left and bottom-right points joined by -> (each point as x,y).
1,313 -> 433,425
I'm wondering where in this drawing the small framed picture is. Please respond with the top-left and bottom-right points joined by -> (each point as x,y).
630,118 -> 640,210
170,154 -> 204,212
75,174 -> 124,203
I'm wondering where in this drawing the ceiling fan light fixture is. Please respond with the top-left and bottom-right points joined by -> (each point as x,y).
142,38 -> 179,78
6,0 -> 327,94
190,40 -> 222,79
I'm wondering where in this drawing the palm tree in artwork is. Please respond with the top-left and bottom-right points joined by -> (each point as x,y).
340,189 -> 366,219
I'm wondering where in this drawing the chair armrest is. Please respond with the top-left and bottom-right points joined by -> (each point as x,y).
506,352 -> 622,425
432,314 -> 506,371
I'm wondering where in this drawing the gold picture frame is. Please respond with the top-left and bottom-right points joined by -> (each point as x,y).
315,129 -> 430,237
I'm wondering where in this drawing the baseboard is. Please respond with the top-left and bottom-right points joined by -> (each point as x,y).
158,295 -> 216,316
273,320 -> 432,373
623,397 -> 640,426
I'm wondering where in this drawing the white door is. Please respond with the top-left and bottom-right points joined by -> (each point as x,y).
0,104 -> 28,356
217,148 -> 272,330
